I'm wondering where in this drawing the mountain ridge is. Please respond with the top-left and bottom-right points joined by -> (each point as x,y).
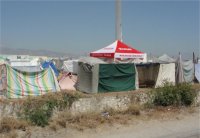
0,47 -> 81,58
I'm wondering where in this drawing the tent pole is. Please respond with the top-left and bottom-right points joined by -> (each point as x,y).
115,0 -> 122,41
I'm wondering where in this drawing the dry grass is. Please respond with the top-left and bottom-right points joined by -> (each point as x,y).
140,106 -> 198,122
0,106 -> 198,136
49,122 -> 59,131
49,104 -> 143,131
0,117 -> 28,133
122,104 -> 141,115
51,111 -> 110,130
5,131 -> 18,138
192,83 -> 200,90
0,130 -> 18,138
187,107 -> 196,113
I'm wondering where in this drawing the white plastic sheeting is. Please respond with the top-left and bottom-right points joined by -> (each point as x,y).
13,66 -> 42,72
9,58 -> 40,67
62,60 -> 78,74
151,54 -> 175,63
79,57 -> 106,65
195,64 -> 200,82
176,54 -> 194,83
158,54 -> 175,63
155,63 -> 175,88
182,60 -> 194,83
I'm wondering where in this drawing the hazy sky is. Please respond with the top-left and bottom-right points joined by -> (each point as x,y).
1,0 -> 199,58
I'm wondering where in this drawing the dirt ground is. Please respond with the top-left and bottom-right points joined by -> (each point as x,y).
1,106 -> 199,138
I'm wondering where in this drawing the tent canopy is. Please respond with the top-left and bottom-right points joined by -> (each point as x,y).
90,40 -> 146,60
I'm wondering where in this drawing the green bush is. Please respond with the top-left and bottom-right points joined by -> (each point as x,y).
28,108 -> 49,127
22,92 -> 80,127
152,82 -> 197,106
177,83 -> 197,106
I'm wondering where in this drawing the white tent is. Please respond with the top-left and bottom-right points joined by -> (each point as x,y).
151,54 -> 175,63
158,54 -> 175,63
136,63 -> 175,88
155,63 -> 175,87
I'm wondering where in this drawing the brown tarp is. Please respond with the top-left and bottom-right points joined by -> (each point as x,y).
136,63 -> 160,88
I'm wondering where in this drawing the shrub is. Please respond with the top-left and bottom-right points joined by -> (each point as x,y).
28,108 -> 49,127
22,92 -> 80,127
177,83 -> 197,106
152,82 -> 197,106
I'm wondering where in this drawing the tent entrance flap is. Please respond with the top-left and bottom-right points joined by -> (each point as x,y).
136,63 -> 160,88
98,64 -> 136,92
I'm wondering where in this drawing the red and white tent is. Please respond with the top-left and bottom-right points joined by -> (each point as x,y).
90,40 -> 147,63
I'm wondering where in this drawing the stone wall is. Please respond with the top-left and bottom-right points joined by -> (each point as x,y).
70,96 -> 130,114
70,92 -> 149,114
0,91 -> 199,119
0,101 -> 22,118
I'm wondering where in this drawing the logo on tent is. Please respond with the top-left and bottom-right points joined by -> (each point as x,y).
118,48 -> 132,51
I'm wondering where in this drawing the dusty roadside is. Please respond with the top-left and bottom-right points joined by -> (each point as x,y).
4,106 -> 198,138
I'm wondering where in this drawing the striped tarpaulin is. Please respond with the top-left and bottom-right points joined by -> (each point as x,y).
6,65 -> 60,98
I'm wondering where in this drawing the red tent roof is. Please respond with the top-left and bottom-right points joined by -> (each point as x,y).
90,40 -> 145,59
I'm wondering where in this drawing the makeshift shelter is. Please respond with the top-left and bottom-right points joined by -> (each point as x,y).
58,73 -> 77,90
182,60 -> 194,83
176,54 -> 185,83
136,63 -> 175,88
136,63 -> 159,88
176,54 -> 194,83
77,57 -> 138,93
195,63 -> 200,82
155,63 -> 176,87
90,40 -> 147,63
0,64 -> 60,98
41,61 -> 59,77
62,60 -> 78,74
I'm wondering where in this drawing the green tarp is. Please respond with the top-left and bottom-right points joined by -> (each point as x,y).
98,64 -> 136,92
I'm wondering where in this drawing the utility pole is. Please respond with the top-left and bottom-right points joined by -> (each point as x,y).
115,0 -> 122,41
